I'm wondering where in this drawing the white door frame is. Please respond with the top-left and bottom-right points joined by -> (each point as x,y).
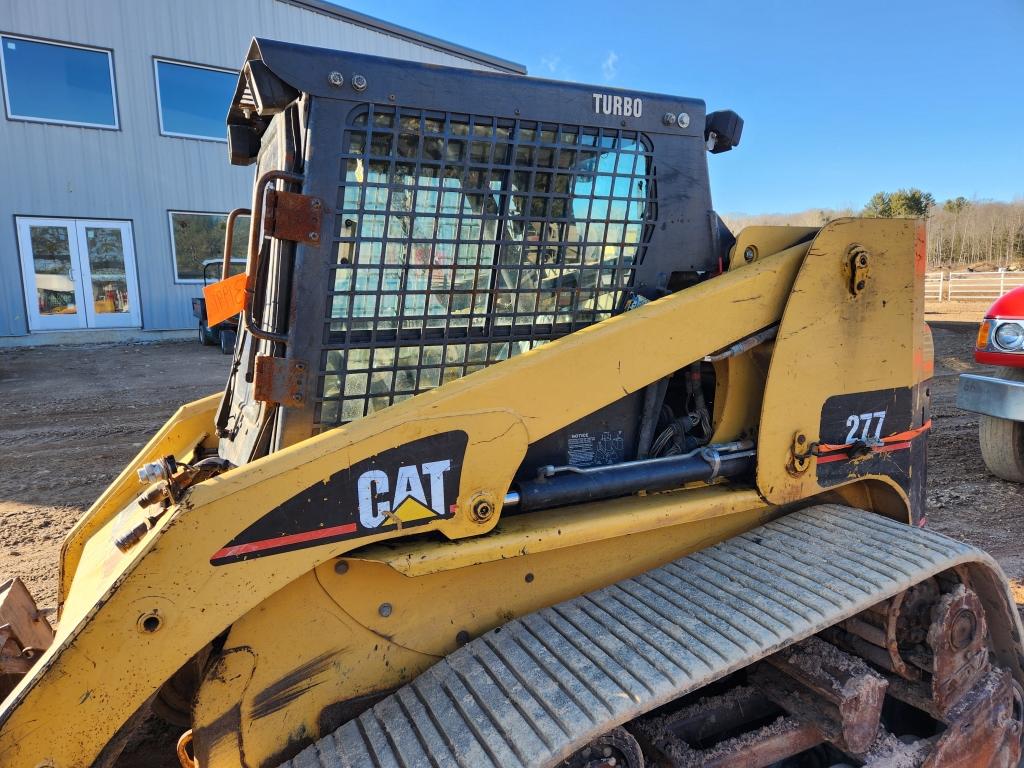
16,217 -> 88,331
16,217 -> 141,331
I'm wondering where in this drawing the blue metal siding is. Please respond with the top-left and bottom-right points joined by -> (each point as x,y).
0,0 -> 514,337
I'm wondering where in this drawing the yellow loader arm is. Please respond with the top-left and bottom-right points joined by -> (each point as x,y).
0,218 -> 951,767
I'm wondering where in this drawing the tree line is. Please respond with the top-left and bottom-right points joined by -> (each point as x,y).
723,189 -> 1024,270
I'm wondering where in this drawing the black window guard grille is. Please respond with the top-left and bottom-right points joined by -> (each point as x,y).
317,103 -> 656,428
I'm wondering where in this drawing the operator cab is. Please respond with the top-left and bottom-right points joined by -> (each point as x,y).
217,38 -> 742,470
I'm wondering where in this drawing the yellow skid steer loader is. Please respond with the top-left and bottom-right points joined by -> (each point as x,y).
0,38 -> 1021,768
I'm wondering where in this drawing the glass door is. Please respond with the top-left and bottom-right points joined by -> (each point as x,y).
16,218 -> 88,331
74,221 -> 140,329
17,218 -> 140,331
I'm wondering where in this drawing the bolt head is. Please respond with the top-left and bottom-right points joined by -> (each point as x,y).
677,112 -> 691,129
378,602 -> 393,618
743,246 -> 757,263
334,560 -> 349,574
662,112 -> 677,126
327,71 -> 344,87
471,499 -> 494,522
308,231 -> 320,242
352,74 -> 367,91
949,608 -> 977,650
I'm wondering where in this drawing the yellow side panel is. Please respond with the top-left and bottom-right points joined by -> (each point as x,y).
195,488 -> 771,765
757,218 -> 927,506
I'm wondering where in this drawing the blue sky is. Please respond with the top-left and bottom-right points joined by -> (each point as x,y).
339,0 -> 1023,215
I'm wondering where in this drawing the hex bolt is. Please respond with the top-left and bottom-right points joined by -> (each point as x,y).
308,231 -> 320,242
856,280 -> 866,291
334,560 -> 349,575
455,630 -> 470,646
796,434 -> 806,445
859,254 -> 869,267
471,499 -> 494,522
352,74 -> 368,91
743,246 -> 757,263
677,112 -> 690,129
328,71 -> 344,87
378,603 -> 393,618
662,112 -> 677,126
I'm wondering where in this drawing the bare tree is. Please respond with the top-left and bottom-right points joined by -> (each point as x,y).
723,198 -> 1024,270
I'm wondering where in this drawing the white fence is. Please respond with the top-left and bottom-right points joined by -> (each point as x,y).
926,271 -> 1024,302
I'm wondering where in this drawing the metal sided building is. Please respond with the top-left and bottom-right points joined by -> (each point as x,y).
0,0 -> 523,344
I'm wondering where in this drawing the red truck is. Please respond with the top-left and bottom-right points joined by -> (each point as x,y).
957,285 -> 1024,481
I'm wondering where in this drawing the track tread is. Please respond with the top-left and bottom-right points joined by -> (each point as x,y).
280,505 -> 987,768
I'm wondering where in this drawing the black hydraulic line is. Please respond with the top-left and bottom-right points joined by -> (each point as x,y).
636,377 -> 670,460
508,444 -> 755,513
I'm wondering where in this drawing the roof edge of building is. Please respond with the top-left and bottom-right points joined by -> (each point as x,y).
276,0 -> 527,74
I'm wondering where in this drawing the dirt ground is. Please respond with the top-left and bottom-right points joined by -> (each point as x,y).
0,341 -> 230,610
0,320 -> 1021,764
925,322 -> 1024,602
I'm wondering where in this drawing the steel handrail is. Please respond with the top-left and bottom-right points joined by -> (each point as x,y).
222,208 -> 251,281
244,169 -> 305,343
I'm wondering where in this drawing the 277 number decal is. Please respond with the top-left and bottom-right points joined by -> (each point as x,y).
845,411 -> 887,443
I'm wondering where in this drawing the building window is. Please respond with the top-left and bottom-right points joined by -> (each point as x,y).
169,211 -> 250,283
155,59 -> 236,141
0,35 -> 118,128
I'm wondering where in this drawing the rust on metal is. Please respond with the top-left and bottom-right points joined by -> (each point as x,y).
635,685 -> 824,768
828,582 -> 939,682
923,667 -> 1021,767
638,685 -> 776,749
253,356 -> 308,407
665,716 -> 824,768
0,578 -> 53,699
926,585 -> 989,714
0,628 -> 34,676
221,207 -> 250,280
753,636 -> 887,754
264,189 -> 323,246
0,578 -> 53,651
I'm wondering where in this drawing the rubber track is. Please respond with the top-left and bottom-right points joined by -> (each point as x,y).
282,505 -> 990,768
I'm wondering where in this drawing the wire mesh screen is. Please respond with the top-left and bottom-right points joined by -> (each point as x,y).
317,104 -> 656,427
